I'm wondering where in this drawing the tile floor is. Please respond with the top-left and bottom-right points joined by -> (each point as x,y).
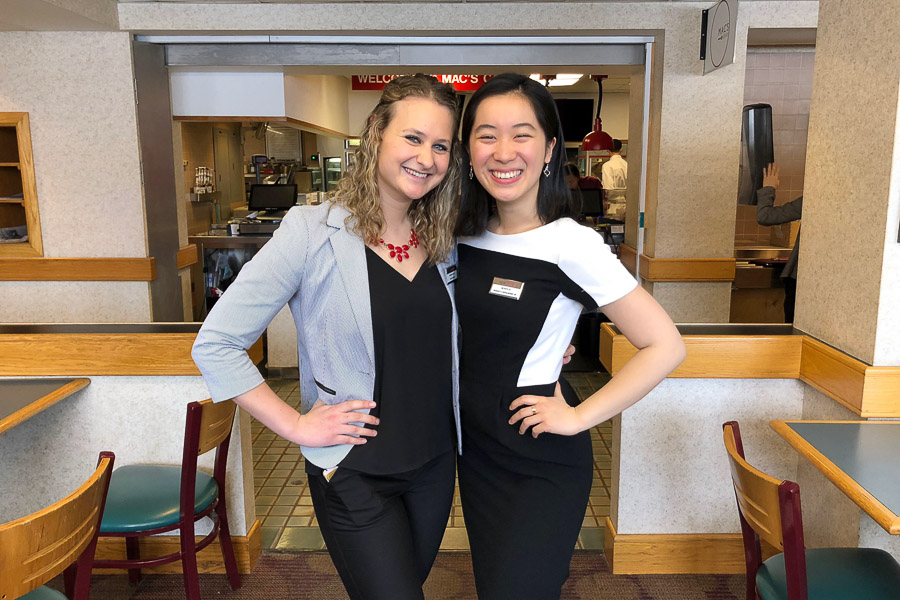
254,372 -> 612,552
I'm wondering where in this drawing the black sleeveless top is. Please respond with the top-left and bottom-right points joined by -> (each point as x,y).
341,247 -> 454,474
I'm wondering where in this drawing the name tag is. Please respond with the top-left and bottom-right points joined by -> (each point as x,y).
489,277 -> 525,300
446,265 -> 458,283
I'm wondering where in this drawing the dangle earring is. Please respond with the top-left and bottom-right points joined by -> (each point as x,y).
469,165 -> 474,180
543,163 -> 551,178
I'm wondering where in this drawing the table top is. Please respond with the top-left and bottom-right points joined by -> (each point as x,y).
771,420 -> 900,535
0,378 -> 90,434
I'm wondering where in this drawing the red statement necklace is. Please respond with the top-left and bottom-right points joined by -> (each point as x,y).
376,228 -> 419,263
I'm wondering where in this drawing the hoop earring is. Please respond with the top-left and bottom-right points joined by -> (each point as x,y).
543,163 -> 551,178
469,165 -> 474,180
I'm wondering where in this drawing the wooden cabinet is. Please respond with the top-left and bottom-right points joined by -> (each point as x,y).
0,113 -> 42,257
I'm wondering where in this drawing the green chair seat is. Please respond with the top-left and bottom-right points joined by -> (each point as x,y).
100,465 -> 219,533
757,547 -> 900,600
20,586 -> 68,600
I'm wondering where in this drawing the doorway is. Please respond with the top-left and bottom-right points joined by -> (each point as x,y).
142,33 -> 655,552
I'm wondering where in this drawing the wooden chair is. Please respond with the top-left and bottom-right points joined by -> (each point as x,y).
0,452 -> 115,600
722,421 -> 900,600
93,399 -> 241,599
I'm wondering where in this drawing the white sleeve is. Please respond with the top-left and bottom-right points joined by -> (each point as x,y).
557,220 -> 637,309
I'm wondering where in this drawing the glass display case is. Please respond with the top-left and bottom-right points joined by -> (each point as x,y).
324,157 -> 343,192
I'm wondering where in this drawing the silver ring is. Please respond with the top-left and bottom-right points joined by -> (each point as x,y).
531,407 -> 538,416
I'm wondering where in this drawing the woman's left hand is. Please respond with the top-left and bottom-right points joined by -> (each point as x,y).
509,383 -> 584,437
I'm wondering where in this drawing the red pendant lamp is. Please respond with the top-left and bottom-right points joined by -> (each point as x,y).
581,75 -> 614,151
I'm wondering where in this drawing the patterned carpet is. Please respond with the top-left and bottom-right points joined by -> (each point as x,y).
61,551 -> 746,599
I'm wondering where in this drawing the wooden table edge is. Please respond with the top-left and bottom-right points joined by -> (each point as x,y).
770,420 -> 900,535
0,377 -> 91,434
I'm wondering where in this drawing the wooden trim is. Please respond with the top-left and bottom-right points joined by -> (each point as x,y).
603,517 -> 747,574
618,242 -> 637,274
173,115 -> 350,138
599,323 -> 802,378
177,244 -> 199,270
0,257 -> 156,281
94,519 -> 262,575
771,421 -> 900,535
861,367 -> 900,417
174,116 -> 286,123
0,377 -> 90,434
600,325 -> 900,416
638,254 -> 736,282
799,337 -> 866,414
286,117 -> 350,139
0,334 -> 263,376
0,113 -> 42,257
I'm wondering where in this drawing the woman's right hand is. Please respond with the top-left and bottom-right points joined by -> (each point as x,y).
294,399 -> 379,447
762,163 -> 780,189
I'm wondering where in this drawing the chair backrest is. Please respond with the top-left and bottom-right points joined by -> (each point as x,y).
196,399 -> 237,456
0,452 -> 114,599
180,399 -> 236,520
723,422 -> 786,551
723,421 -> 809,600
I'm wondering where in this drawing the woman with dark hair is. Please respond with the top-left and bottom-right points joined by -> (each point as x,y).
193,74 -> 463,599
563,162 -> 583,204
454,73 -> 685,599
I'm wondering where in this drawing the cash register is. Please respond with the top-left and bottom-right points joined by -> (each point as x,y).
238,183 -> 298,234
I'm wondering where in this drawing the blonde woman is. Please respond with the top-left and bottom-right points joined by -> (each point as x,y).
193,74 -> 462,599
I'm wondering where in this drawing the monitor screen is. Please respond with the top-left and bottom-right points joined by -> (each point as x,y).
248,184 -> 298,211
554,99 -> 594,142
580,189 -> 604,217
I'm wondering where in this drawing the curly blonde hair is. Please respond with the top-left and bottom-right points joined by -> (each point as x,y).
332,74 -> 461,263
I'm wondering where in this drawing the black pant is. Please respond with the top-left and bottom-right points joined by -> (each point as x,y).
306,451 -> 455,600
783,276 -> 797,323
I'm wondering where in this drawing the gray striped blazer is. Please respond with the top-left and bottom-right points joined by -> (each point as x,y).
192,202 -> 461,468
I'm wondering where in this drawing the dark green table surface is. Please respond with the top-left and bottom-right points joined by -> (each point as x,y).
0,378 -> 85,432
788,422 -> 900,520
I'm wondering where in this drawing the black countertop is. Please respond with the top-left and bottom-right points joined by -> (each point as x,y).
605,323 -> 800,336
0,323 -> 202,334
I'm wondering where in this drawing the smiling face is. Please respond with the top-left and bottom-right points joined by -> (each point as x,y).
468,92 -> 556,211
376,96 -> 455,206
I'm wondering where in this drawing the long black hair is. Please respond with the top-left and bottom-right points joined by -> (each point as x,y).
454,73 -> 578,237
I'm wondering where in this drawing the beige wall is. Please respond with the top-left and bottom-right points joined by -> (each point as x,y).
797,0 -> 900,364
283,73 -> 351,136
0,31 -> 151,322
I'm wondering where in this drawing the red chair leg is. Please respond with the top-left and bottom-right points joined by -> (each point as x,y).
181,519 -> 201,600
125,537 -> 142,585
63,564 -> 76,598
72,541 -> 98,600
215,497 -> 242,590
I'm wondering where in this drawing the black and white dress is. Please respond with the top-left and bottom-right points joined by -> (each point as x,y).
456,218 -> 636,599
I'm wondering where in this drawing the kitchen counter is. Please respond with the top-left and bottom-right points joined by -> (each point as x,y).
189,231 -> 273,249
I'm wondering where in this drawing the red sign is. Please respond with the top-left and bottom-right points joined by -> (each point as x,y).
352,74 -> 494,92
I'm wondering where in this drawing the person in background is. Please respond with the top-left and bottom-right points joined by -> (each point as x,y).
756,162 -> 802,323
601,140 -> 627,219
564,162 -> 583,204
566,161 -> 601,192
454,73 -> 685,599
601,139 -> 627,190
192,75 -> 463,600
564,162 -> 581,191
